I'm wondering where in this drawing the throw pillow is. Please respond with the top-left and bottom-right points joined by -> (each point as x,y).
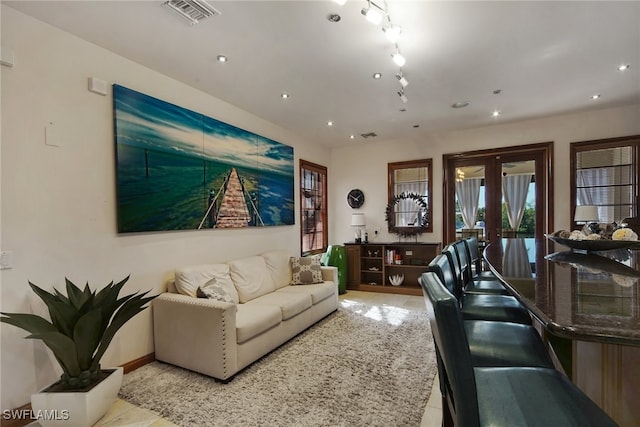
290,256 -> 323,285
196,278 -> 237,304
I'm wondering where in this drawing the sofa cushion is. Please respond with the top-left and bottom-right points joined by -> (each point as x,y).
228,256 -> 276,303
261,250 -> 292,289
196,278 -> 238,304
174,263 -> 238,301
290,256 -> 323,285
247,291 -> 312,321
235,304 -> 282,344
276,282 -> 336,305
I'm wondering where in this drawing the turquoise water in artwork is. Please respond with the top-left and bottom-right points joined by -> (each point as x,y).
113,85 -> 294,233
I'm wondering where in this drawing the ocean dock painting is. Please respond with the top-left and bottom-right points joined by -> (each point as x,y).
113,85 -> 294,233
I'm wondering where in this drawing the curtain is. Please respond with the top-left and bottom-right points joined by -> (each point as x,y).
395,181 -> 427,226
577,167 -> 627,222
455,178 -> 481,229
502,174 -> 532,230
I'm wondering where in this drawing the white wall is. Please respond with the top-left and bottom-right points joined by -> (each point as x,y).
0,6 -> 330,409
329,104 -> 640,246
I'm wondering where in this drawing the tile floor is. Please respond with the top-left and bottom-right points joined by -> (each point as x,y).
31,290 -> 442,427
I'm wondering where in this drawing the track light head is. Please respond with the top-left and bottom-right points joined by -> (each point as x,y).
396,72 -> 409,88
383,25 -> 402,43
398,89 -> 408,103
361,6 -> 384,25
391,51 -> 406,67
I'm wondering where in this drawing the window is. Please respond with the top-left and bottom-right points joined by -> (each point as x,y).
387,159 -> 433,234
300,160 -> 328,255
571,135 -> 640,225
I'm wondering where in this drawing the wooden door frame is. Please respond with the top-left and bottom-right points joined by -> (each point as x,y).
442,142 -> 554,245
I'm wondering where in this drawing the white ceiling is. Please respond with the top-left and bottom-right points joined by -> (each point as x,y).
6,1 -> 640,148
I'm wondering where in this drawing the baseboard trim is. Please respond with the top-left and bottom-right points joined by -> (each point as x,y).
1,403 -> 32,427
122,352 -> 155,374
1,353 -> 155,427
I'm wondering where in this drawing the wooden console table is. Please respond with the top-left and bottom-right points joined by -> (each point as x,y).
345,242 -> 441,296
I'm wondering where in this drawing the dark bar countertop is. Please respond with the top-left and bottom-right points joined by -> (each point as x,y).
484,238 -> 640,346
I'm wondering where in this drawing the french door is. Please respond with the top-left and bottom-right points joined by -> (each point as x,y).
443,143 -> 553,245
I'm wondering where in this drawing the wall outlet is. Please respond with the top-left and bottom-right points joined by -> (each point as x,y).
374,227 -> 380,236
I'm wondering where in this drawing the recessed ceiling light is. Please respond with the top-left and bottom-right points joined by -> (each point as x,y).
217,55 -> 228,63
452,101 -> 469,109
493,89 -> 502,95
617,64 -> 629,71
327,121 -> 334,126
591,94 -> 601,100
372,72 -> 382,79
327,13 -> 341,22
413,124 -> 420,128
349,134 -> 356,139
281,92 -> 290,99
492,110 -> 501,117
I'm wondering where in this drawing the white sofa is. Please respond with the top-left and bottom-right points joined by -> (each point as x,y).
153,250 -> 339,381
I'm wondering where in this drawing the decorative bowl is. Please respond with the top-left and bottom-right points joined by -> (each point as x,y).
389,274 -> 404,286
545,234 -> 640,252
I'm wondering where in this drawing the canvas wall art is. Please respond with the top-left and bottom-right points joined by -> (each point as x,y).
113,85 -> 294,233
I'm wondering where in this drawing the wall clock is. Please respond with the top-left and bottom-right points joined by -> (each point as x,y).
347,189 -> 365,208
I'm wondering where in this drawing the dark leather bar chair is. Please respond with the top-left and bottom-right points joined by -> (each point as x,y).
428,254 -> 532,325
465,236 -> 497,279
420,271 -> 618,427
419,272 -> 553,369
449,241 -> 508,295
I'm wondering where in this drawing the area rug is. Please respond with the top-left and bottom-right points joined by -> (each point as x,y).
119,299 -> 437,426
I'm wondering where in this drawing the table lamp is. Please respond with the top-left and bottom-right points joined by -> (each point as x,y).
351,213 -> 366,243
574,205 -> 599,232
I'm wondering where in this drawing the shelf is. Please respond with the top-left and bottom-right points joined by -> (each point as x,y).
346,241 -> 441,296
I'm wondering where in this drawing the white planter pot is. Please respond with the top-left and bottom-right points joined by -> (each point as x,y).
31,367 -> 123,427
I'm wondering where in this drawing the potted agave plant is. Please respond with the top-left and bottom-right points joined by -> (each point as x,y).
1,276 -> 156,427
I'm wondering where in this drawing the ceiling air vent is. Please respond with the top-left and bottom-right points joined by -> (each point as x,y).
163,0 -> 220,25
360,132 -> 378,139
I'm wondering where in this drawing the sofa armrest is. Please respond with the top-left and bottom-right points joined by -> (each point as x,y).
153,293 -> 238,380
321,266 -> 338,284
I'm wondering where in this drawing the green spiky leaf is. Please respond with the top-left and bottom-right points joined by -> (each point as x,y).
3,276 -> 156,390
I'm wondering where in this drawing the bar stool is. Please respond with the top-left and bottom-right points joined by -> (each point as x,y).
420,271 -> 617,427
428,254 -> 532,325
465,236 -> 498,279
450,241 -> 509,295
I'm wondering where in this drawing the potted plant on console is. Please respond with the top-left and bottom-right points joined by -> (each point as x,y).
1,276 -> 156,426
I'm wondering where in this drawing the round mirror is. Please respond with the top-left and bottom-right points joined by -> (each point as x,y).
385,192 -> 429,237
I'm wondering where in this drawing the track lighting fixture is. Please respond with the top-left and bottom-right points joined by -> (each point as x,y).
361,1 -> 384,25
398,89 -> 408,103
361,7 -> 383,25
383,24 -> 402,43
391,51 -> 406,67
396,71 -> 408,88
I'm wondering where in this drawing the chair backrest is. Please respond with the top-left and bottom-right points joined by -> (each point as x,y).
452,240 -> 473,285
442,245 -> 464,289
419,272 -> 480,427
427,254 -> 461,299
465,237 -> 482,274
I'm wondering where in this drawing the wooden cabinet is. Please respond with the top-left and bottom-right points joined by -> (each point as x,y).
345,242 -> 441,296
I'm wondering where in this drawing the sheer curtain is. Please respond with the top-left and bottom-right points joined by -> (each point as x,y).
455,178 -> 481,229
502,174 -> 532,230
395,181 -> 427,226
577,168 -> 619,222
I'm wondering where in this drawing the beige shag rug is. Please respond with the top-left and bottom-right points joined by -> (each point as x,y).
120,299 -> 436,426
